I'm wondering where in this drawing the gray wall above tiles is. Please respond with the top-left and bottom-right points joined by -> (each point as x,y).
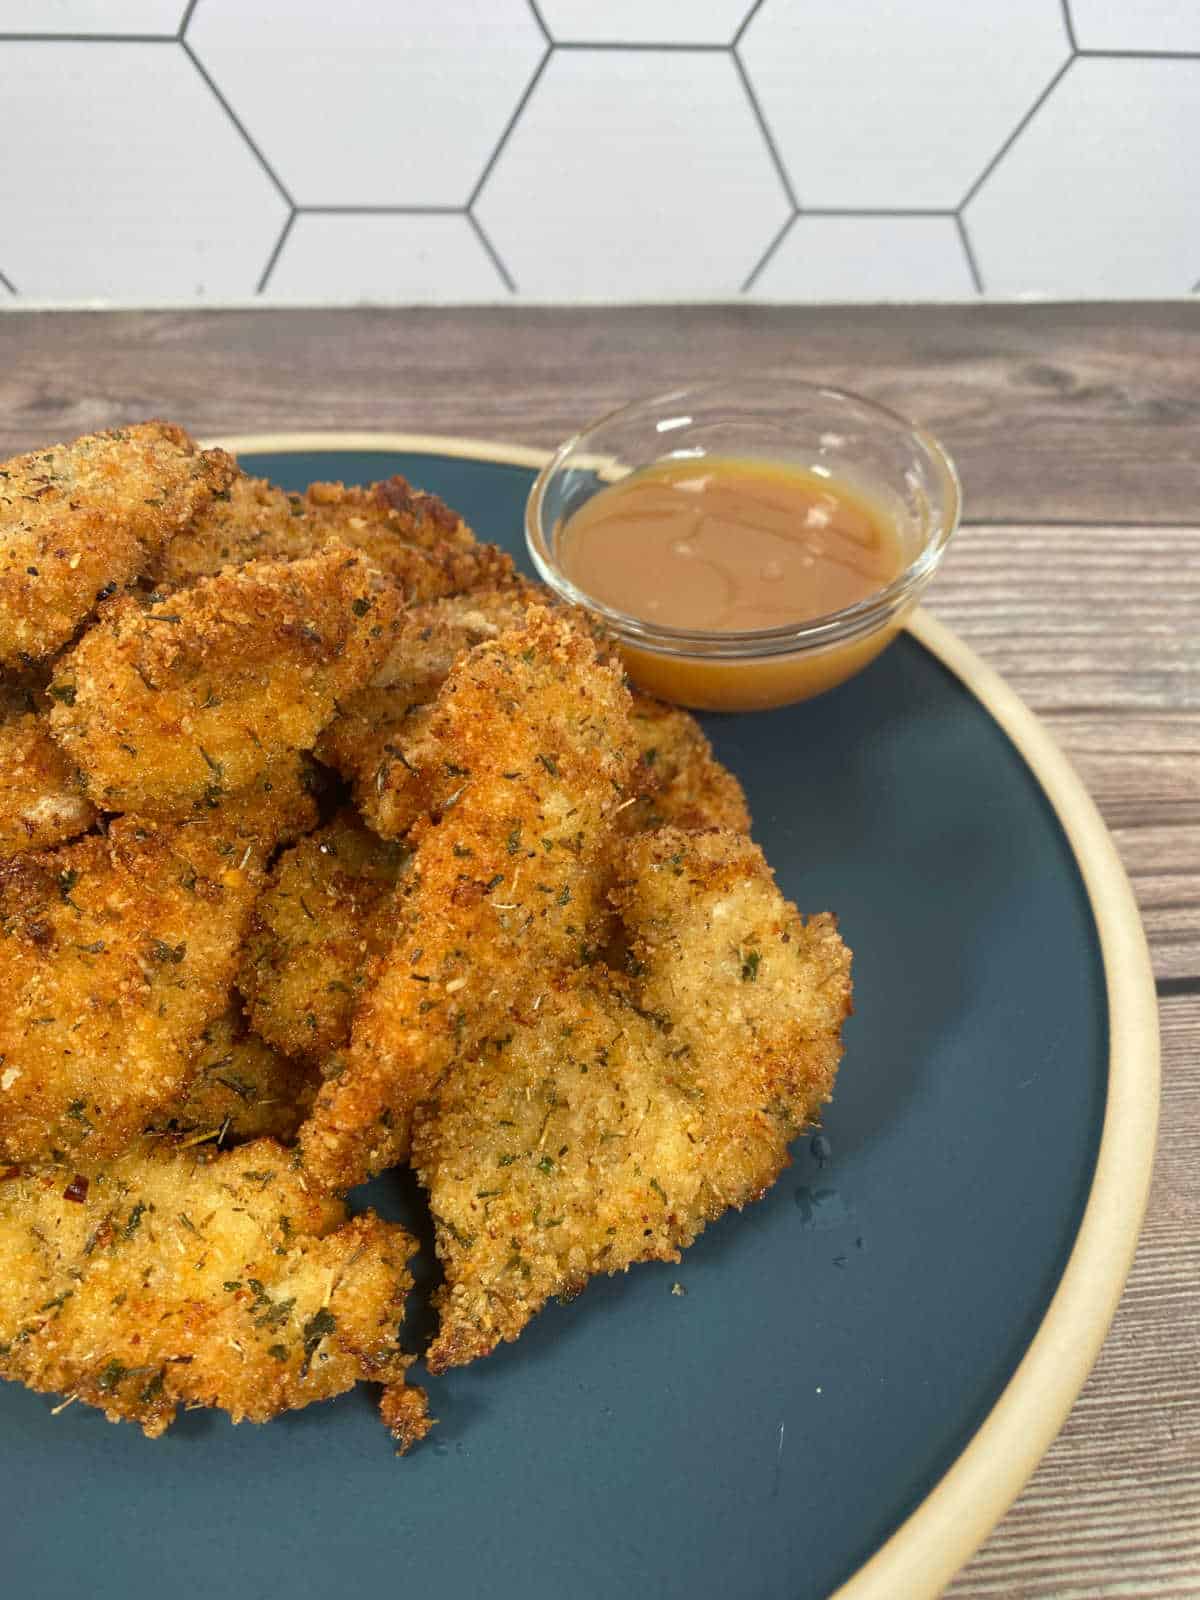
0,0 -> 1196,305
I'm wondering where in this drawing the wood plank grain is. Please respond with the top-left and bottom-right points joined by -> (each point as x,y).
1,303 -> 1200,521
928,523 -> 1200,980
946,993 -> 1200,1599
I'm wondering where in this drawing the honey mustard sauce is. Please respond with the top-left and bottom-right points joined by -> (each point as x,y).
558,456 -> 910,711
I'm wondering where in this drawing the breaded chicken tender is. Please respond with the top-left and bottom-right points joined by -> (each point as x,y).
302,479 -> 512,597
148,1005 -> 319,1146
0,1138 -> 429,1447
305,474 -> 479,555
0,815 -> 265,1164
0,422 -> 234,667
315,581 -> 549,838
195,752 -> 321,850
154,470 -> 511,599
148,473 -> 310,585
415,827 -> 851,1370
238,810 -> 410,1060
0,707 -> 96,858
623,692 -> 750,836
48,545 -> 400,818
301,609 -> 635,1190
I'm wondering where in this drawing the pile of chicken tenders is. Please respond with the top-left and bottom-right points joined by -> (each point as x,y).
0,422 -> 852,1448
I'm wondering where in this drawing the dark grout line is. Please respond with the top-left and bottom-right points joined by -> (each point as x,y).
299,205 -> 462,216
733,0 -> 768,47
959,55 -> 1074,210
1059,0 -> 1077,52
741,210 -> 797,293
177,0 -> 201,40
1077,48 -> 1200,59
255,209 -> 297,295
466,212 -> 516,294
525,0 -> 552,45
1156,975 -> 1200,998
181,39 -> 294,209
801,207 -> 957,218
0,31 -> 176,42
731,50 -> 798,211
955,214 -> 985,294
467,47 -> 551,208
552,40 -> 731,52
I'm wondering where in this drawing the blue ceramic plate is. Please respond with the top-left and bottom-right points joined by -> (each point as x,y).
2,437 -> 1157,1600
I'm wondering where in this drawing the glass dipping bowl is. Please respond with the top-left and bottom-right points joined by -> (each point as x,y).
525,377 -> 961,712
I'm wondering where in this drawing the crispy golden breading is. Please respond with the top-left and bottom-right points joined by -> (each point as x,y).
416,827 -> 851,1370
194,752 -> 321,851
623,693 -> 751,836
149,473 -> 308,585
305,475 -> 478,555
368,578 -> 555,696
300,609 -> 635,1190
315,581 -> 550,838
0,1138 -> 430,1446
0,423 -> 235,667
0,815 -> 265,1164
48,545 -> 400,818
153,470 -> 512,599
315,691 -> 439,840
238,810 -> 410,1060
311,520 -> 513,601
0,709 -> 96,858
148,1005 -> 319,1146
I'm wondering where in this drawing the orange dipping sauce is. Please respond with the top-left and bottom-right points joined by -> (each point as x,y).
557,456 -> 911,712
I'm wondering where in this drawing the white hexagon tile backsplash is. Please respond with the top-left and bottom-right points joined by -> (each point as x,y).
0,0 -> 1196,304
475,49 -> 791,297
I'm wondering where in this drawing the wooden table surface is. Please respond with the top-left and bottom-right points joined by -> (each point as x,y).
1,304 -> 1196,1598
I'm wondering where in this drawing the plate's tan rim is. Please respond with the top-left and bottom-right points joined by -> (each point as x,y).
211,432 -> 1160,1600
209,431 -> 555,471
837,608 -> 1159,1600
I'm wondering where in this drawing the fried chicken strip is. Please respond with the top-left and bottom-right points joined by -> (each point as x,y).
314,581 -> 550,838
305,474 -> 478,555
623,692 -> 751,836
0,815 -> 267,1164
0,422 -> 234,667
300,609 -> 635,1190
147,1004 -> 319,1146
154,470 -> 511,598
0,704 -> 95,858
238,810 -> 411,1060
48,545 -> 400,818
194,751 -> 321,849
415,827 -> 852,1370
0,1138 -> 429,1447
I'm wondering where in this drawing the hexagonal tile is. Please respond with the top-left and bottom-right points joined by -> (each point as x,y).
966,58 -> 1200,296
535,0 -> 752,45
740,0 -> 1069,209
475,50 -> 790,298
0,41 -> 287,298
263,213 -> 507,302
0,0 -> 183,32
1069,0 -> 1200,52
189,0 -> 545,207
751,215 -> 976,301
